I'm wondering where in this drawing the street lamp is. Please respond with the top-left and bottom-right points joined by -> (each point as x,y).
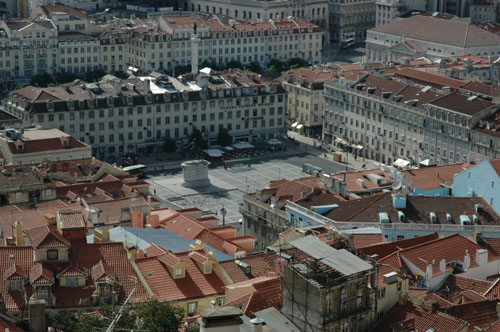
221,206 -> 227,227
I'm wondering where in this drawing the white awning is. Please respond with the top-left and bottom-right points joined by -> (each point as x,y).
296,124 -> 304,129
291,122 -> 299,128
354,144 -> 364,150
232,142 -> 255,149
335,138 -> 347,145
267,139 -> 283,145
203,149 -> 224,158
393,158 -> 410,168
223,146 -> 234,151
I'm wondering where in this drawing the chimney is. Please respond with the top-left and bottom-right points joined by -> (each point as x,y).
476,248 -> 488,266
147,195 -> 151,205
464,250 -> 471,270
29,299 -> 46,332
439,259 -> 446,273
370,254 -> 378,289
249,317 -> 264,332
426,263 -> 433,282
15,220 -> 24,246
131,211 -> 144,228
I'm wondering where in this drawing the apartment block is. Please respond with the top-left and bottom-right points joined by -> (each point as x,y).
124,14 -> 323,73
330,0 -> 376,43
2,69 -> 286,160
280,67 -> 334,137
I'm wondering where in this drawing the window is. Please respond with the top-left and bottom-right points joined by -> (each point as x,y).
36,286 -> 50,299
175,268 -> 183,276
377,288 -> 386,299
216,297 -> 224,306
8,279 -> 22,291
66,277 -> 78,287
47,249 -> 58,260
204,265 -> 211,273
188,302 -> 198,315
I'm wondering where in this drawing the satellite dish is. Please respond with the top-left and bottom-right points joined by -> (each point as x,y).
392,180 -> 402,190
402,186 -> 410,196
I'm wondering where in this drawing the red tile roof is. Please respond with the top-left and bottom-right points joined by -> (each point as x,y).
56,264 -> 86,278
351,234 -> 382,249
29,263 -> 54,285
4,264 -> 25,280
430,92 -> 495,116
425,293 -> 453,309
403,163 -> 472,190
135,249 -> 226,303
399,234 -> 497,277
219,252 -> 279,283
376,303 -> 468,332
57,210 -> 86,230
446,300 -> 499,329
90,260 -> 114,282
463,81 -> 500,97
487,320 -> 500,332
443,274 -> 494,295
395,67 -> 467,90
7,136 -> 87,155
26,225 -> 70,248
359,233 -> 438,260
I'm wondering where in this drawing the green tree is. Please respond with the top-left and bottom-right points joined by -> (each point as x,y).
31,72 -> 54,87
85,68 -> 106,83
114,70 -> 128,79
164,136 -> 177,153
189,128 -> 207,149
48,310 -> 78,332
289,57 -> 308,69
264,65 -> 279,78
14,84 -> 26,90
246,62 -> 262,74
268,59 -> 285,72
226,60 -> 243,69
201,60 -> 219,70
55,71 -> 79,84
174,65 -> 192,76
135,300 -> 185,332
217,128 -> 233,146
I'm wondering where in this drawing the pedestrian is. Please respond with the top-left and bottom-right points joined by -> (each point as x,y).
354,155 -> 357,161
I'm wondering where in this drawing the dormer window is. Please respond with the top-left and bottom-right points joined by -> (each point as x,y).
8,279 -> 23,291
47,249 -> 58,261
47,102 -> 54,111
204,265 -> 211,273
175,268 -> 183,277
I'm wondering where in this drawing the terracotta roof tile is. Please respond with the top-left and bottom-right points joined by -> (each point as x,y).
56,264 -> 86,278
376,303 -> 468,332
29,263 -> 54,285
443,274 -> 494,295
219,252 -> 278,283
425,293 -> 453,309
399,234 -> 498,277
57,210 -> 86,230
403,163 -> 472,190
26,225 -> 71,248
135,250 -> 226,302
487,320 -> 500,332
359,233 -> 438,260
395,67 -> 467,90
90,259 -> 114,282
430,92 -> 495,116
351,234 -> 382,249
446,300 -> 499,329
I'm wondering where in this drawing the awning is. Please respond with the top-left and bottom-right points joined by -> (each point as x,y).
393,158 -> 410,168
335,137 -> 347,145
267,139 -> 282,145
354,144 -> 363,150
203,149 -> 224,158
232,142 -> 255,150
223,146 -> 234,151
419,159 -> 436,167
296,124 -> 304,129
291,122 -> 299,128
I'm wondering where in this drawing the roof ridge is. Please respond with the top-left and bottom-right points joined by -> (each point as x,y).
345,192 -> 391,221
398,233 -> 464,254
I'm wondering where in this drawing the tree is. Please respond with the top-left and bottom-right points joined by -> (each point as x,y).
164,136 -> 177,153
114,70 -> 128,79
246,62 -> 262,74
226,60 -> 243,70
264,65 -> 279,78
85,68 -> 106,83
268,59 -> 285,72
55,71 -> 79,84
31,72 -> 54,87
135,300 -> 185,332
189,128 -> 207,149
174,65 -> 192,76
289,58 -> 308,69
48,311 -> 78,332
217,128 -> 233,146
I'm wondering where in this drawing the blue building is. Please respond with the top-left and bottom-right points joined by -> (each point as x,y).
452,159 -> 500,214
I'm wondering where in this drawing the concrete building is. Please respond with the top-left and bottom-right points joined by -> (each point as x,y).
375,0 -> 407,26
0,18 -> 58,90
366,15 -> 500,63
280,68 -> 334,137
124,14 -> 323,74
2,69 -> 286,160
470,0 -> 497,23
240,176 -> 325,249
323,74 -> 442,165
0,127 -> 91,165
282,236 -> 375,332
452,159 -> 500,214
57,32 -> 100,75
184,0 -> 329,36
330,0 -> 376,44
